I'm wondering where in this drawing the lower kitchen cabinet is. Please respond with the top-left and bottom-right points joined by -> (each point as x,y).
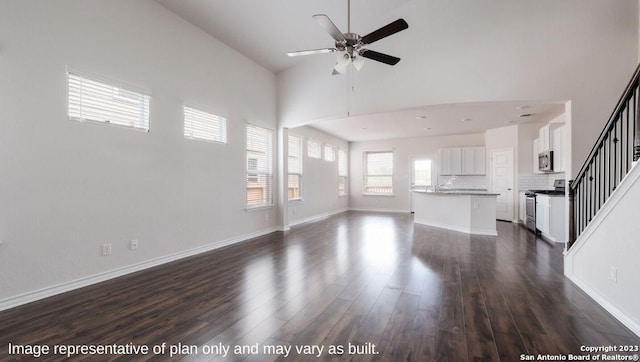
536,194 -> 566,243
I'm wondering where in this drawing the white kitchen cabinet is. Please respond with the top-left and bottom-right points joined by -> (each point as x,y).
439,146 -> 485,175
462,146 -> 485,175
438,148 -> 451,175
548,195 -> 566,243
552,126 -> 564,172
519,192 -> 526,222
450,148 -> 462,175
533,138 -> 543,174
536,195 -> 550,236
536,194 -> 566,243
539,125 -> 550,152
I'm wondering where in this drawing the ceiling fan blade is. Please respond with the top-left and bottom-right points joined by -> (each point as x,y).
359,49 -> 401,65
313,14 -> 346,42
361,19 -> 408,45
287,48 -> 337,57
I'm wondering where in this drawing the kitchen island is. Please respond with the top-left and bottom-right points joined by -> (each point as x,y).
413,190 -> 499,236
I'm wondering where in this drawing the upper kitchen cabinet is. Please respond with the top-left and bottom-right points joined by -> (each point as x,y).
533,123 -> 565,173
439,147 -> 485,175
538,123 -> 561,152
552,126 -> 565,172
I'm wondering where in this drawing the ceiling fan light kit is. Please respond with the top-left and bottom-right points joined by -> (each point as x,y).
287,0 -> 408,74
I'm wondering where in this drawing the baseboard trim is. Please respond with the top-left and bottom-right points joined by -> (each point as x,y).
348,208 -> 410,214
566,272 -> 640,338
289,209 -> 348,227
0,226 -> 280,312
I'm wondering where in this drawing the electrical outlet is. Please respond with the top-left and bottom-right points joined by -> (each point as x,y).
610,266 -> 617,283
102,243 -> 112,256
130,239 -> 138,250
264,213 -> 269,221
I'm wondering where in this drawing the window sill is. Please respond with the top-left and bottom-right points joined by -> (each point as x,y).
362,193 -> 395,197
338,194 -> 348,198
288,198 -> 304,204
245,205 -> 273,212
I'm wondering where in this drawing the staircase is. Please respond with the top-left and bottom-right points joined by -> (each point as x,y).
568,63 -> 640,249
564,63 -> 640,337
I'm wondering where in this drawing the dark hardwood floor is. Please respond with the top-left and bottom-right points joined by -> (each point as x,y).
1,211 -> 638,361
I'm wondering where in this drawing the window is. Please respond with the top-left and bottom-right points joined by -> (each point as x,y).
307,139 -> 321,159
68,71 -> 150,131
324,145 -> 336,162
338,149 -> 348,196
288,135 -> 303,201
246,125 -> 273,208
364,151 -> 394,195
183,106 -> 227,143
412,158 -> 433,188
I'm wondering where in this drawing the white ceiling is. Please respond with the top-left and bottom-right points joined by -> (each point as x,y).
156,0 -> 566,141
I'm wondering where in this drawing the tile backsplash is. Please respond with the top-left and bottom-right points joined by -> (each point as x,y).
519,173 -> 566,190
437,175 -> 487,189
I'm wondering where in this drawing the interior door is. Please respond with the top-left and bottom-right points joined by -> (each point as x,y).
491,148 -> 514,221
410,157 -> 435,212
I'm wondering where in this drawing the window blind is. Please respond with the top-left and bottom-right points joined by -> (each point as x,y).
184,106 -> 227,143
338,149 -> 348,196
324,145 -> 336,162
307,139 -> 321,159
246,125 -> 273,208
68,72 -> 150,131
365,151 -> 393,194
413,159 -> 433,186
288,135 -> 303,200
338,149 -> 348,176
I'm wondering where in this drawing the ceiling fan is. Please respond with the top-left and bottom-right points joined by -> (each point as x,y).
287,0 -> 408,74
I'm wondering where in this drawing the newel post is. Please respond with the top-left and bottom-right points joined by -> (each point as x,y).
567,180 -> 576,250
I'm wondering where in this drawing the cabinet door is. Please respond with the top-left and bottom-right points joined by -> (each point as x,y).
462,147 -> 475,174
533,138 -> 542,174
539,125 -> 550,152
473,147 -> 486,175
536,196 -> 550,235
438,149 -> 451,175
450,148 -> 462,175
552,126 -> 564,172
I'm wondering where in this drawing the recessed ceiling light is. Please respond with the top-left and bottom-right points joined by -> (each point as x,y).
461,118 -> 472,122
504,120 -> 516,124
516,105 -> 530,110
416,115 -> 427,119
423,127 -> 431,131
361,127 -> 368,130
519,113 -> 534,118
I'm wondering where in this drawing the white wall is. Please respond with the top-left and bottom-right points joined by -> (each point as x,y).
277,0 -> 638,181
286,126 -> 349,225
565,163 -> 640,336
0,1 -> 277,306
349,133 -> 485,212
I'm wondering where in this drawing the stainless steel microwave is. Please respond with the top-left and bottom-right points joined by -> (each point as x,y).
539,150 -> 554,172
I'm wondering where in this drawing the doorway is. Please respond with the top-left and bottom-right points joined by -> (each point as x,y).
491,148 -> 514,221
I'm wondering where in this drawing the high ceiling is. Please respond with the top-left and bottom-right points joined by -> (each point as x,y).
156,0 -> 566,141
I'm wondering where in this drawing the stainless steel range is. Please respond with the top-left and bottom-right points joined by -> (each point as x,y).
525,179 -> 565,234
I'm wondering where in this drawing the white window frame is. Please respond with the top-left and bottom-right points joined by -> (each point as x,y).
307,139 -> 322,159
363,150 -> 394,196
338,149 -> 348,196
246,124 -> 274,209
183,105 -> 227,144
288,134 -> 303,202
67,70 -> 150,131
324,144 -> 336,162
